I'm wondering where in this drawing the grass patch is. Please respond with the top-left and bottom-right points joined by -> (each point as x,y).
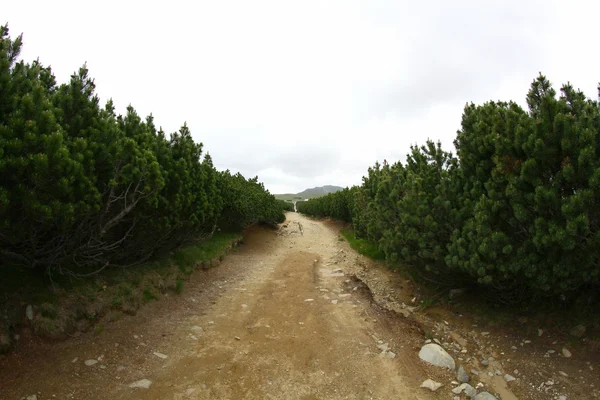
0,231 -> 243,348
143,288 -> 157,302
175,279 -> 184,294
173,232 -> 241,271
340,228 -> 385,260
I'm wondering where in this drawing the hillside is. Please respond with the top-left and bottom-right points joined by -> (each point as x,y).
275,185 -> 344,201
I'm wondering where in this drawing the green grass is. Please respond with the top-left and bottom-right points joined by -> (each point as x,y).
143,288 -> 157,302
0,231 -> 243,346
340,229 -> 385,260
172,232 -> 241,271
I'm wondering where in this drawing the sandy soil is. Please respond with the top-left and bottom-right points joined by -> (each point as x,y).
0,213 -> 435,400
2,213 -> 598,400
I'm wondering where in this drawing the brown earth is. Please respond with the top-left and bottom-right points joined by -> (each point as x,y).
0,213 -> 598,399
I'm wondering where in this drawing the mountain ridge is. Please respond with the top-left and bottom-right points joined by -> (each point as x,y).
275,185 -> 344,201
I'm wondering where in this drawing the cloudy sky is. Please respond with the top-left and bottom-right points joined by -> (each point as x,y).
5,1 -> 600,193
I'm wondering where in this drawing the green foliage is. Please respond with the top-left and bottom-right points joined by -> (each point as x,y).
296,187 -> 354,221
299,74 -> 600,304
0,25 -> 285,278
278,200 -> 295,212
217,171 -> 286,230
340,229 -> 385,260
448,74 -> 600,300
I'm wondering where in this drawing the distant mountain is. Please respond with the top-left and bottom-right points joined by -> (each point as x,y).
275,185 -> 344,201
297,185 -> 344,198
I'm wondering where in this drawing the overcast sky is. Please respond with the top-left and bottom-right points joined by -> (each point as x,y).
5,1 -> 600,193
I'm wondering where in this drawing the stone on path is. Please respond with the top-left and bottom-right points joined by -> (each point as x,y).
452,383 -> 477,397
418,343 -> 456,370
84,359 -> 98,366
26,395 -> 37,400
504,373 -> 516,382
190,326 -> 203,334
473,392 -> 498,400
26,305 -> 33,321
420,379 -> 443,391
457,365 -> 470,383
562,348 -> 572,358
570,325 -> 586,338
129,379 -> 153,389
153,352 -> 168,359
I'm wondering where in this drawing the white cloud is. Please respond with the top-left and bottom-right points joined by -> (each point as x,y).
5,0 -> 600,193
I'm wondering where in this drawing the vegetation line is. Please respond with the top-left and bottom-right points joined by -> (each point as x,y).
299,74 -> 600,309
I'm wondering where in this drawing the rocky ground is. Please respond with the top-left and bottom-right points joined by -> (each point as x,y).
0,213 -> 598,399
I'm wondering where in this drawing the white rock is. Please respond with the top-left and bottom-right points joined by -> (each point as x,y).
190,326 -> 203,334
562,348 -> 572,358
304,299 -> 314,302
377,343 -> 389,352
504,374 -> 516,382
473,392 -> 498,400
452,383 -> 477,397
129,379 -> 153,389
384,351 -> 396,359
420,379 -> 443,391
559,371 -> 568,377
26,395 -> 37,400
331,300 -> 338,305
25,305 -> 34,320
418,343 -> 456,370
452,385 -> 464,394
153,352 -> 168,359
84,359 -> 98,366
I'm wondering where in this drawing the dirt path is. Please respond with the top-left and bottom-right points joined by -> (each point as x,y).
0,213 -> 436,400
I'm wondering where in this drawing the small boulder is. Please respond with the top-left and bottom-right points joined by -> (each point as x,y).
562,348 -> 572,358
420,379 -> 443,391
570,325 -> 586,338
129,379 -> 153,389
504,374 -> 516,382
452,383 -> 477,397
473,392 -> 498,400
457,365 -> 470,383
190,326 -> 203,334
418,343 -> 456,370
26,305 -> 34,321
84,359 -> 98,366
